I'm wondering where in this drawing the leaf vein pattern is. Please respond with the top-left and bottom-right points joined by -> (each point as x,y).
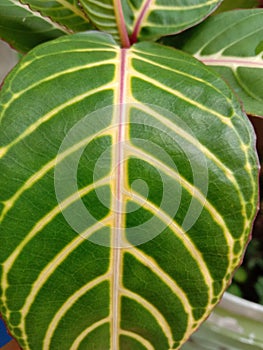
120,330 -> 155,350
19,218 -> 112,345
1,179 -> 112,312
121,289 -> 174,348
0,130 -> 112,222
131,71 -> 233,124
0,82 -> 116,158
69,318 -> 110,350
126,193 -> 214,303
42,274 -> 110,350
0,58 -> 117,121
132,52 -> 232,101
126,144 -> 234,261
129,247 -> 194,333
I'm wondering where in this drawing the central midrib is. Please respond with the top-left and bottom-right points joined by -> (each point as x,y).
111,47 -> 128,350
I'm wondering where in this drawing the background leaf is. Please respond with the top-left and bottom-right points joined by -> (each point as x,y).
125,0 -> 224,42
213,0 -> 260,14
0,0 -> 68,53
79,0 -> 223,46
165,9 -> 263,117
0,32 -> 258,349
20,0 -> 93,32
79,0 -> 131,47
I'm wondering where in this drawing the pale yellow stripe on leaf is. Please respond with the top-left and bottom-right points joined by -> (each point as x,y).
127,192 -> 213,303
120,330 -> 155,350
131,71 -> 233,125
121,289 -> 174,348
19,218 -> 112,346
19,219 -> 111,317
42,273 -> 110,350
196,53 -> 263,69
0,57 -> 117,121
70,318 -> 110,350
131,103 -> 248,223
131,51 -> 232,102
126,144 -> 234,260
1,177 -> 111,307
0,82 -> 116,159
129,247 -> 194,335
0,130 -> 111,223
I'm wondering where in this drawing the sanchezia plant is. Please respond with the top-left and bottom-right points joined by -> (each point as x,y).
0,1 -> 261,349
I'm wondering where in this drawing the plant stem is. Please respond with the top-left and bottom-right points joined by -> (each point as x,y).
113,0 -> 130,48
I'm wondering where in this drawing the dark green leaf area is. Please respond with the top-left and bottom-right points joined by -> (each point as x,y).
128,158 -> 163,207
77,136 -> 112,188
121,296 -> 169,350
120,334 -> 147,350
81,187 -> 111,222
78,323 -> 110,350
127,228 -> 209,312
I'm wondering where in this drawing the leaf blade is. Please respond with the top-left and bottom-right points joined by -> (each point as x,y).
171,9 -> 263,116
0,32 -> 259,349
0,0 -> 68,52
20,0 -> 93,32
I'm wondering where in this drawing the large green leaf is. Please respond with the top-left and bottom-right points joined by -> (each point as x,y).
169,9 -> 263,117
0,32 -> 258,349
79,0 -> 223,46
20,0 -> 93,32
0,0 -> 69,53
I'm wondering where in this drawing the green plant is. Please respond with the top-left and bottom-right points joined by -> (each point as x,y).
0,1 -> 261,349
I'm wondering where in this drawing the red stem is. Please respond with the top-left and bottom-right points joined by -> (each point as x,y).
130,0 -> 152,44
113,0 -> 130,48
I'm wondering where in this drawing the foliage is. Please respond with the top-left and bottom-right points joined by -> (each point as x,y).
0,1 -> 261,349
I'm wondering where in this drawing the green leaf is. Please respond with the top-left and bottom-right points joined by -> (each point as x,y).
126,0 -> 224,42
214,0 -> 260,14
0,32 -> 258,349
20,0 -> 94,32
79,0 -> 131,47
0,0 -> 68,53
79,0 -> 223,46
171,9 -> 263,117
